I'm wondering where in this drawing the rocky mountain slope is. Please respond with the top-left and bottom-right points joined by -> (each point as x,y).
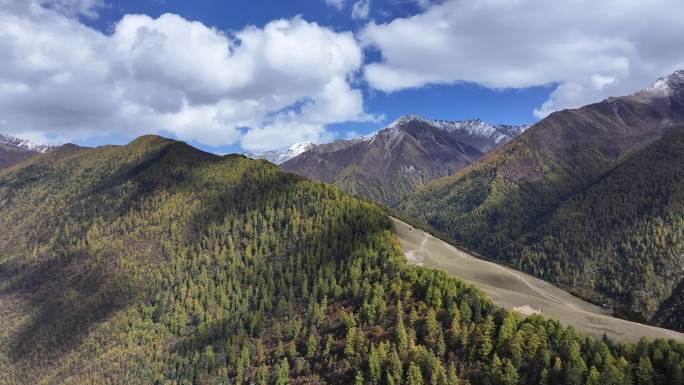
0,133 -> 51,169
281,115 -> 527,206
399,70 -> 684,329
1,135 -> 680,385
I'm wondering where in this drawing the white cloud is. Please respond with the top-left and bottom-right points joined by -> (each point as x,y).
360,0 -> 684,117
325,0 -> 345,10
351,0 -> 370,20
242,121 -> 330,152
39,0 -> 105,18
0,1 -> 369,150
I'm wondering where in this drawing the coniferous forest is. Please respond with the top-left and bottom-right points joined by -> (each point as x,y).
400,125 -> 684,329
0,136 -> 683,385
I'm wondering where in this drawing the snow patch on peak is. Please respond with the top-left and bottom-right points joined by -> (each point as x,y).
361,130 -> 379,141
244,142 -> 314,165
0,133 -> 52,153
387,114 -> 431,129
287,142 -> 315,156
434,119 -> 497,137
641,70 -> 684,97
383,114 -> 529,144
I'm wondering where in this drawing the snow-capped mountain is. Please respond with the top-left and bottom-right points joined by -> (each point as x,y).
244,142 -> 314,165
281,114 -> 529,205
639,70 -> 684,97
0,132 -> 52,169
0,133 -> 52,153
383,114 -> 529,152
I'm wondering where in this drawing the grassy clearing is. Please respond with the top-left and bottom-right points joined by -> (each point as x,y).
392,217 -> 684,342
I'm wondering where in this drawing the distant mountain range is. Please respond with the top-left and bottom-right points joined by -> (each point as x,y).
275,115 -> 528,205
0,133 -> 51,169
399,70 -> 684,330
243,142 -> 315,165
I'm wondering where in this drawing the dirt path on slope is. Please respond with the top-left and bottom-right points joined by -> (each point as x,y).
392,217 -> 684,342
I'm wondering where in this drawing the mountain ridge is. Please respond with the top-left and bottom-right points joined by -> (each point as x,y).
0,132 -> 52,169
280,114 -> 528,205
0,133 -> 52,153
399,70 -> 684,329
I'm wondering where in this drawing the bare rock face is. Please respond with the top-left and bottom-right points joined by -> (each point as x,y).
281,115 -> 527,206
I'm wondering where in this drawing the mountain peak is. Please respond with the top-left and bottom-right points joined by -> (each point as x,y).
0,132 -> 52,153
287,141 -> 314,154
665,69 -> 684,83
244,141 -> 314,165
640,70 -> 684,97
385,115 -> 528,142
388,114 -> 430,128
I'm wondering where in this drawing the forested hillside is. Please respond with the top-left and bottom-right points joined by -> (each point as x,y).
506,127 -> 684,320
399,73 -> 684,329
655,282 -> 684,332
0,136 -> 683,385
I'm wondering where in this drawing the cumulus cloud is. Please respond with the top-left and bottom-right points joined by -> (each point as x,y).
351,0 -> 370,20
360,0 -> 684,117
0,1 -> 369,150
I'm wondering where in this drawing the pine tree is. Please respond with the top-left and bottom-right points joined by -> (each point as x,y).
565,341 -> 588,385
448,308 -> 461,349
501,359 -> 519,385
600,362 -> 627,385
355,370 -> 364,385
497,312 -> 518,354
635,356 -> 654,385
387,370 -> 397,385
479,316 -> 495,360
306,333 -> 318,359
255,365 -> 269,385
369,344 -> 382,384
429,359 -> 447,385
585,366 -> 600,385
345,327 -> 358,358
388,350 -> 403,385
447,362 -> 459,385
550,357 -> 563,385
275,358 -> 290,385
396,317 -> 409,352
490,354 -> 504,384
407,362 -> 424,385
424,309 -> 441,353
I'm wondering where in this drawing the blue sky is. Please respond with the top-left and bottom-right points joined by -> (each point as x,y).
79,0 -> 551,154
2,0 -> 682,153
84,0 -> 426,32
